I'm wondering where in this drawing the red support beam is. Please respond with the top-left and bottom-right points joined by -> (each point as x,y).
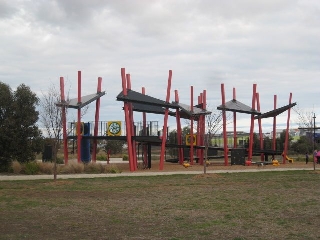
92,77 -> 102,162
256,92 -> 264,162
221,84 -> 228,166
283,93 -> 293,164
190,86 -> 194,165
121,68 -> 135,171
175,90 -> 183,165
196,94 -> 201,161
159,70 -> 172,170
127,73 -> 137,170
77,71 -> 82,163
60,77 -> 68,165
272,95 -> 277,151
248,84 -> 257,161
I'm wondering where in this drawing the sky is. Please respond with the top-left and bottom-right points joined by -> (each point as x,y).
1,0 -> 320,134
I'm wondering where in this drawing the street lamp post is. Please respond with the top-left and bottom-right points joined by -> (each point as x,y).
313,113 -> 316,171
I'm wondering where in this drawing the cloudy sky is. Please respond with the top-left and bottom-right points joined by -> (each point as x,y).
1,0 -> 319,133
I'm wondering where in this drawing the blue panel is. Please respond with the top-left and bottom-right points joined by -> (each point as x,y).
81,122 -> 91,163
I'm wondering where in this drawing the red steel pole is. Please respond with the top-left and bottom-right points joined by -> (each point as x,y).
121,68 -> 135,171
256,92 -> 264,162
127,74 -> 137,170
273,95 -> 277,152
283,93 -> 293,164
60,77 -> 68,165
221,84 -> 228,166
92,77 -> 102,162
248,84 -> 257,162
175,90 -> 183,165
190,86 -> 194,165
159,70 -> 172,170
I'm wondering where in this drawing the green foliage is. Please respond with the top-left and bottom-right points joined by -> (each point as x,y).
167,129 -> 178,157
122,154 -> 128,161
104,140 -> 125,154
24,161 -> 40,175
96,155 -> 106,161
290,135 -> 320,154
105,165 -> 122,173
0,82 -> 43,171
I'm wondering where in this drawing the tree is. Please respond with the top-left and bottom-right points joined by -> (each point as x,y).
104,140 -> 125,154
293,105 -> 315,129
0,82 -> 43,171
39,83 -> 64,144
290,136 -> 319,154
39,82 -> 88,153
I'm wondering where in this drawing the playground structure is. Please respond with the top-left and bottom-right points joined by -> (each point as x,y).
217,84 -> 296,166
56,69 -> 296,171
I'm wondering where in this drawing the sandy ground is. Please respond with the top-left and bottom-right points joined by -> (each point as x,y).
113,159 -> 317,173
0,158 -> 318,181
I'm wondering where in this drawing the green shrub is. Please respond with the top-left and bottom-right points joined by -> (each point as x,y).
105,164 -> 122,174
56,157 -> 64,164
122,154 -> 128,161
24,161 -> 40,175
96,155 -> 106,161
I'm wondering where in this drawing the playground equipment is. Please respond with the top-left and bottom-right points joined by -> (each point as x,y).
56,71 -> 105,164
116,68 -> 211,171
56,69 -> 296,171
285,155 -> 294,163
217,84 -> 296,166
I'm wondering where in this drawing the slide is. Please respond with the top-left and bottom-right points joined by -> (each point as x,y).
285,155 -> 294,163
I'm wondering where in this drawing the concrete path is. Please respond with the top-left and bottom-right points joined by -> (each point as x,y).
0,167 -> 313,181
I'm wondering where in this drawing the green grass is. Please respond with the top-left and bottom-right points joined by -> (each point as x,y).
0,171 -> 320,239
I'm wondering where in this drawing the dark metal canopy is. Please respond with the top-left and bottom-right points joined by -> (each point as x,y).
116,89 -> 173,108
175,102 -> 212,118
130,102 -> 176,115
117,89 -> 211,119
56,91 -> 106,109
217,99 -> 261,115
254,102 -> 297,119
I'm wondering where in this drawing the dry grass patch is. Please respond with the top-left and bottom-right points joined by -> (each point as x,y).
38,162 -> 55,174
11,161 -> 22,174
84,162 -> 105,173
60,162 -> 84,174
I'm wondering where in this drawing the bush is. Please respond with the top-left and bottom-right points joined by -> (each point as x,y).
122,154 -> 128,161
84,163 -> 104,173
60,162 -> 84,174
11,161 -> 22,174
56,157 -> 64,164
105,164 -> 122,174
96,155 -> 106,161
38,162 -> 54,174
24,161 -> 40,175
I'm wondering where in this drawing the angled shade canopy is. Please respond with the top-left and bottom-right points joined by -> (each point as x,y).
217,99 -> 261,115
